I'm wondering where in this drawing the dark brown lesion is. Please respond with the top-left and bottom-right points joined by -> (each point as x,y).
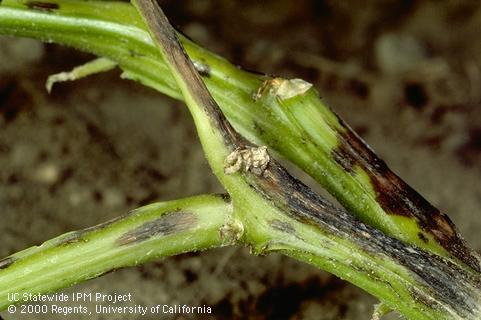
116,211 -> 197,246
214,193 -> 231,203
418,232 -> 429,243
270,219 -> 296,235
26,1 -> 59,11
55,231 -> 87,246
248,160 -> 480,316
330,116 -> 480,272
0,257 -> 15,270
136,1 -> 480,315
0,215 -> 127,268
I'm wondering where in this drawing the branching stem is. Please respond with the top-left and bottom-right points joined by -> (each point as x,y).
0,1 -> 479,319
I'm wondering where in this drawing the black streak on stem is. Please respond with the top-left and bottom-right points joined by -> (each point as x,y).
135,0 -> 480,316
270,219 -> 296,235
116,211 -> 197,246
26,1 -> 59,11
331,119 -> 480,272
56,215 -> 124,246
251,161 -> 480,316
135,0 -> 246,150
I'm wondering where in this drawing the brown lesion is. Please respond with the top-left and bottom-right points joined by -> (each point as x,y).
0,257 -> 15,270
26,1 -> 59,11
330,116 -> 480,272
55,231 -> 87,246
116,211 -> 197,246
270,219 -> 296,235
247,159 -> 480,316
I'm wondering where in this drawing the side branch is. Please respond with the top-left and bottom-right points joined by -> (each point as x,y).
0,0 -> 478,271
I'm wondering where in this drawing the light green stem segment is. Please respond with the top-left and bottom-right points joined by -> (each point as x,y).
0,0 -> 464,262
0,195 -> 231,311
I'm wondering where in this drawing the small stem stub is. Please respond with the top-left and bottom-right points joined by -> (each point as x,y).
219,218 -> 244,245
224,146 -> 270,176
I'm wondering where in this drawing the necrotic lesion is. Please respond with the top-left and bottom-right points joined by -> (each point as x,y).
0,257 -> 15,270
26,1 -> 60,11
116,211 -> 197,246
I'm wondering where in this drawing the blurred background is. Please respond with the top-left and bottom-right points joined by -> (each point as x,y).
1,1 -> 480,319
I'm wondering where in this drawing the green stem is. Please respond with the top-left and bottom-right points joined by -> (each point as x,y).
0,0 -> 478,271
0,1 -> 480,319
131,2 -> 481,319
46,57 -> 117,93
0,194 -> 232,310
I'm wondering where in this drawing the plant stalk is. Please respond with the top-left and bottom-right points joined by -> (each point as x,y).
131,2 -> 481,319
0,194 -> 233,310
0,0 -> 478,271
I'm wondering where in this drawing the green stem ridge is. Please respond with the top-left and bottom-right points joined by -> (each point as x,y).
0,1 -> 480,319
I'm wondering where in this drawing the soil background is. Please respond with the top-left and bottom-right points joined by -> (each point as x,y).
1,1 -> 481,319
